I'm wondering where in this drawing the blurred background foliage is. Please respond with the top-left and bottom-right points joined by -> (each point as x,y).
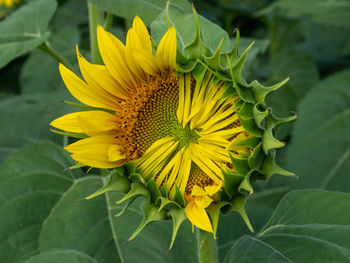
0,0 -> 349,262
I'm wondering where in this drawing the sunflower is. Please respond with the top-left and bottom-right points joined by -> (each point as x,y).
0,0 -> 19,7
51,14 -> 294,243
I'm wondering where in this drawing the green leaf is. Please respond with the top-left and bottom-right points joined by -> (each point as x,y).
259,0 -> 350,27
224,189 -> 350,262
286,71 -> 350,191
20,27 -> 80,94
151,4 -> 230,53
0,141 -> 196,263
267,49 -> 319,117
88,0 -> 192,26
266,48 -> 320,139
22,250 -> 98,263
0,92 -> 74,162
0,0 -> 57,69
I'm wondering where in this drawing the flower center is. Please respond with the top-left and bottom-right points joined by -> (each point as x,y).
115,72 -> 198,162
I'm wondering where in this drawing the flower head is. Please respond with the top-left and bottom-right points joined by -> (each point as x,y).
51,12 -> 295,247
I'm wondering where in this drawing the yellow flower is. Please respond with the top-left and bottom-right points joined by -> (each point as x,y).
0,0 -> 19,7
51,14 -> 293,237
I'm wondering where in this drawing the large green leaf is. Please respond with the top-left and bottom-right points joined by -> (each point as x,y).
88,0 -> 192,26
259,0 -> 350,27
286,71 -> 350,191
266,49 -> 320,139
0,0 -> 57,69
0,141 -> 196,263
297,21 -> 350,65
20,26 -> 80,94
224,189 -> 350,262
0,92 -> 74,162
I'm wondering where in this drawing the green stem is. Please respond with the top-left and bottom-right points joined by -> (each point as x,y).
196,229 -> 218,263
104,13 -> 113,31
39,42 -> 75,73
88,2 -> 103,64
269,9 -> 280,57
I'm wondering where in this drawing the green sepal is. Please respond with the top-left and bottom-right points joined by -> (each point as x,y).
67,163 -> 87,170
238,172 -> 254,195
236,136 -> 260,149
115,183 -> 150,204
222,168 -> 244,199
220,29 -> 240,69
261,151 -> 295,179
147,180 -> 161,204
176,60 -> 197,73
204,36 -> 224,70
157,196 -> 182,211
168,208 -> 187,250
269,108 -> 298,126
220,82 -> 235,100
174,185 -> 186,207
251,77 -> 289,105
191,63 -> 207,82
248,143 -> 264,170
238,102 -> 254,118
228,41 -> 255,87
114,197 -> 137,217
85,170 -> 131,200
233,81 -> 255,103
228,195 -> 254,232
160,183 -> 168,198
182,5 -> 211,60
262,122 -> 285,154
238,115 -> 262,137
124,162 -> 141,175
229,154 -> 250,175
126,201 -> 167,242
253,103 -> 269,129
63,100 -> 115,114
50,129 -> 88,139
206,202 -> 230,238
129,172 -> 145,184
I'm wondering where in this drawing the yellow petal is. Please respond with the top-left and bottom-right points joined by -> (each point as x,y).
59,64 -> 119,111
108,145 -> 124,161
156,27 -> 177,71
65,135 -> 118,154
132,16 -> 152,53
50,111 -> 118,135
185,201 -> 213,233
125,29 -> 147,81
65,135 -> 125,168
194,196 -> 213,208
71,152 -> 124,169
76,46 -> 130,100
50,112 -> 84,133
97,26 -> 137,89
205,183 -> 222,196
76,112 -> 118,136
133,50 -> 160,76
191,185 -> 207,196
